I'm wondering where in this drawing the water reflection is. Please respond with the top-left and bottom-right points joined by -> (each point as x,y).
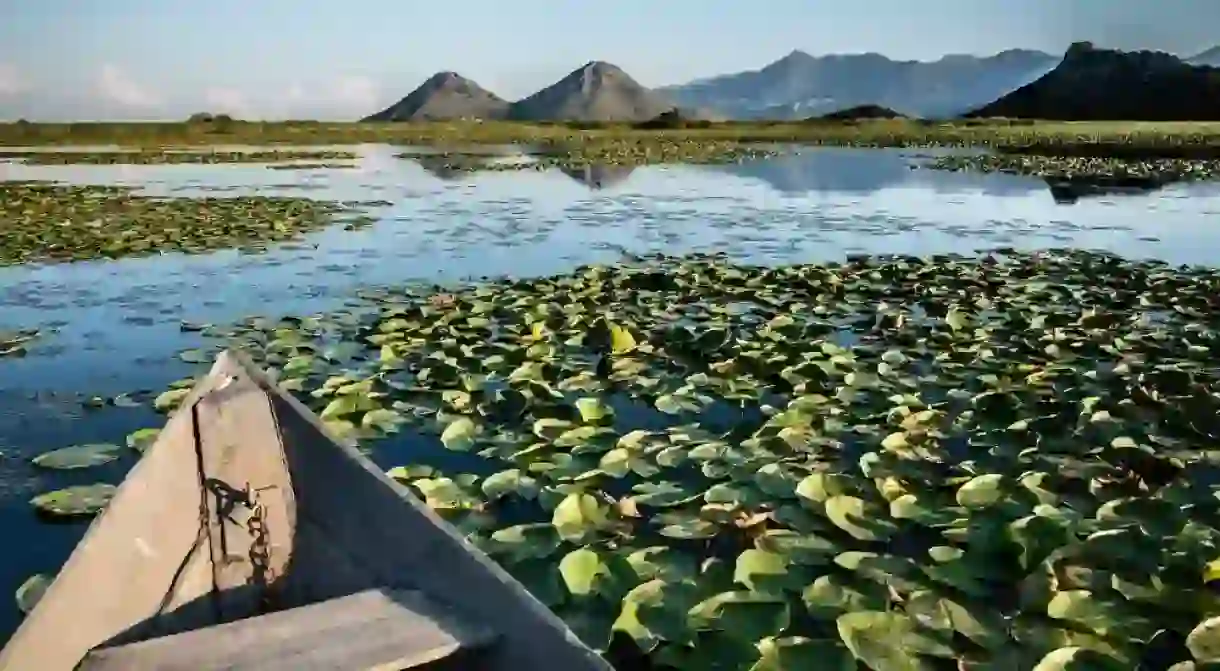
1044,177 -> 1169,205
558,164 -> 636,190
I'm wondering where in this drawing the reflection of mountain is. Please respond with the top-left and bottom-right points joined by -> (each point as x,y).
709,149 -> 1040,197
413,155 -> 470,181
558,164 -> 636,189
1044,177 -> 1168,204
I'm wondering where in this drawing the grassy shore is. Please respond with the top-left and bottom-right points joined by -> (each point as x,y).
5,119 -> 1220,156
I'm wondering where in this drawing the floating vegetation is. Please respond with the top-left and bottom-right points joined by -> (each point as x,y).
13,575 -> 50,615
124,428 -> 160,453
264,161 -> 359,170
6,120 -> 1220,158
121,249 -> 1220,669
0,183 -> 380,265
0,329 -> 40,357
394,141 -> 779,171
29,484 -> 117,518
924,153 -> 1220,184
30,443 -> 122,470
0,149 -> 358,165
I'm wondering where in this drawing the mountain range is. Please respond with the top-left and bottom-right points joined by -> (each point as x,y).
365,61 -> 682,122
366,45 -> 1220,123
659,49 -> 1065,119
970,42 -> 1220,121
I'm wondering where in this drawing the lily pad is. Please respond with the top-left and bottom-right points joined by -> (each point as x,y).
31,443 -> 122,470
30,483 -> 117,518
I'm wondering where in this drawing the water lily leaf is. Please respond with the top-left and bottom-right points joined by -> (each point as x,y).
689,591 -> 791,643
837,610 -> 951,670
609,322 -> 636,354
31,443 -> 122,470
30,483 -> 117,517
630,481 -> 699,508
153,387 -> 191,413
411,477 -> 477,510
1046,590 -> 1121,635
658,517 -> 718,540
559,547 -> 609,597
824,495 -> 893,541
386,464 -> 434,481
751,636 -> 854,671
625,546 -> 698,582
1188,616 -> 1220,662
613,578 -> 699,650
796,472 -> 850,503
575,397 -> 614,424
481,468 -> 538,500
361,408 -> 405,432
1032,647 -> 1127,670
956,473 -> 1006,508
15,573 -> 51,614
552,492 -> 608,542
488,523 -> 561,561
125,428 -> 161,452
440,416 -> 479,451
734,549 -> 793,592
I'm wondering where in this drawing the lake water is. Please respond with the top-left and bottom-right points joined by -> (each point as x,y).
1,143 -> 1219,642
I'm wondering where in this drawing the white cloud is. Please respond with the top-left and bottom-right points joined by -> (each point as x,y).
273,76 -> 380,119
0,64 -> 27,96
97,64 -> 159,107
203,86 -> 251,117
331,75 -> 378,110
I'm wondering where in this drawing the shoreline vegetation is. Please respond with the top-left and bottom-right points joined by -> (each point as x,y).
7,119 -> 1220,183
5,118 -> 1220,158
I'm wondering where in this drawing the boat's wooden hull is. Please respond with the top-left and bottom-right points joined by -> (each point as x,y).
0,350 -> 611,671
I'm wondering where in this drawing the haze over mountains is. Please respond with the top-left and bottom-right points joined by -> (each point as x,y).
659,49 -> 1062,119
365,44 -> 1220,123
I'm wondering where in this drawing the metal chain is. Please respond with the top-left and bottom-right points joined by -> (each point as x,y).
243,482 -> 275,612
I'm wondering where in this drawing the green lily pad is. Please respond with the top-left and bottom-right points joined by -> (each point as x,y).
15,573 -> 51,614
125,428 -> 161,452
30,483 -> 117,517
31,443 -> 122,470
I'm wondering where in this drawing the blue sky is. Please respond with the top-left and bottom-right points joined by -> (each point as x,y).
2,0 -> 1217,121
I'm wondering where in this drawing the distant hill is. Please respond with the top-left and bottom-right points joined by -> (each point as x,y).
1189,46 -> 1220,67
966,42 -> 1220,121
658,49 -> 1060,119
817,104 -> 906,120
363,72 -> 509,121
506,61 -> 677,122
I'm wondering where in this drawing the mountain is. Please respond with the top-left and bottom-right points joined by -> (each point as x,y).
363,72 -> 509,121
966,42 -> 1220,121
1189,46 -> 1220,67
507,61 -> 677,122
658,49 -> 1060,119
818,104 -> 906,120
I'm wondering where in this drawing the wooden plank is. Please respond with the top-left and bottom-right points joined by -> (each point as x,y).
192,364 -> 295,621
0,366 -> 230,671
78,588 -> 497,671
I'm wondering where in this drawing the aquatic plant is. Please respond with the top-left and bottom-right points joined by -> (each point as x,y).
26,249 -> 1220,668
0,148 -> 358,165
6,120 -> 1220,159
925,153 -> 1220,183
0,183 -> 387,265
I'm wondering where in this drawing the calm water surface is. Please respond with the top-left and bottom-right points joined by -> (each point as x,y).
1,144 -> 1218,641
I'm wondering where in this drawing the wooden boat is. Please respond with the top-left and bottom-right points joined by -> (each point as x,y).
0,350 -> 612,671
